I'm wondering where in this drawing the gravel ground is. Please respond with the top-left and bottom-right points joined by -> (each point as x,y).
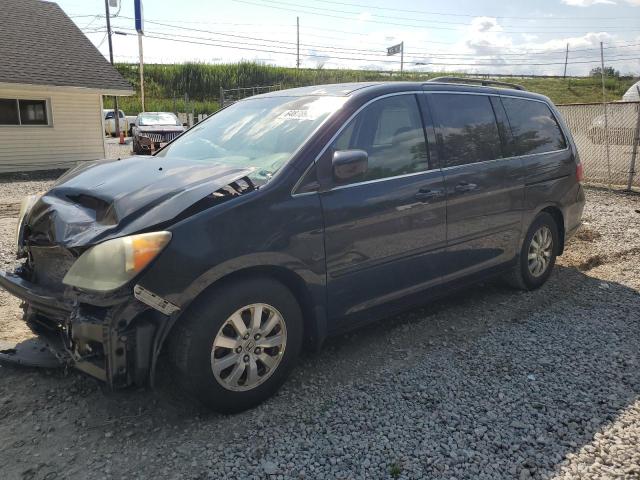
0,185 -> 638,480
104,137 -> 133,160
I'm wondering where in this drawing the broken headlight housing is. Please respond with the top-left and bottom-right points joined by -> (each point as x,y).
62,231 -> 172,292
15,194 -> 40,254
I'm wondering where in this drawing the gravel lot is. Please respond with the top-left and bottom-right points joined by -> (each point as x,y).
0,184 -> 638,480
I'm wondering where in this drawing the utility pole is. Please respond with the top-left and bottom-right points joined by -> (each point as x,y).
296,16 -> 300,69
600,41 -> 612,190
138,33 -> 145,112
400,41 -> 404,75
563,43 -> 569,78
135,0 -> 145,113
104,0 -> 120,137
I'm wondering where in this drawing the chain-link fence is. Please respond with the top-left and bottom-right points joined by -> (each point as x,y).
557,101 -> 640,189
220,84 -> 283,108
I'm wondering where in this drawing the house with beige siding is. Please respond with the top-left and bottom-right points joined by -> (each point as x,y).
0,0 -> 133,173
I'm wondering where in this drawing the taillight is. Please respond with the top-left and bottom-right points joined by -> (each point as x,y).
576,162 -> 584,183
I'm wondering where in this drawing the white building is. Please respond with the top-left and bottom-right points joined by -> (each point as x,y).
0,0 -> 133,172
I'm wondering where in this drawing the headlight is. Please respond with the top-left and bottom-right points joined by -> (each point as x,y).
63,231 -> 172,292
16,195 -> 39,253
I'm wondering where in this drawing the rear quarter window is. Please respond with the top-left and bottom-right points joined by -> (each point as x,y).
501,97 -> 567,156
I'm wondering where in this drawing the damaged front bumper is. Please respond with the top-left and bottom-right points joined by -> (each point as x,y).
0,270 -> 175,388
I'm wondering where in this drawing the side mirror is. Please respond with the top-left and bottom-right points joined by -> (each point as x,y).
332,149 -> 368,183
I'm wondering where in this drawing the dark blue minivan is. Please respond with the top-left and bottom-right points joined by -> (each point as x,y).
2,79 -> 584,412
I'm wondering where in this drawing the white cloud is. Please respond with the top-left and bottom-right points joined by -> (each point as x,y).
562,0 -> 640,4
84,9 -> 639,77
561,0 -> 616,5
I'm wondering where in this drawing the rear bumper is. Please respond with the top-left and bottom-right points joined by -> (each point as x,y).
564,183 -> 586,244
0,269 -> 163,388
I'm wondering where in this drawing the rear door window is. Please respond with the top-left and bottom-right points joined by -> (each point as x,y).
501,97 -> 567,155
331,94 -> 429,182
429,94 -> 503,167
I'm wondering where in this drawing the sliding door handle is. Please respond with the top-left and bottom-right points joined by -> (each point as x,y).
415,188 -> 444,202
454,181 -> 478,193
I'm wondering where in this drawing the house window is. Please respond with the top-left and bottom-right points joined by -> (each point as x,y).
0,99 -> 19,125
0,99 -> 49,126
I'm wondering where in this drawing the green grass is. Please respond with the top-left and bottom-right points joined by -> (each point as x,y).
110,61 -> 638,115
115,97 -> 220,116
389,462 -> 402,478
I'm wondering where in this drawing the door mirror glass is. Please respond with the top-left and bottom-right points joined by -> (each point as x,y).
332,149 -> 368,183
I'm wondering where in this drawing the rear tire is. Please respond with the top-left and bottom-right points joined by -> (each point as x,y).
505,212 -> 559,291
169,277 -> 303,413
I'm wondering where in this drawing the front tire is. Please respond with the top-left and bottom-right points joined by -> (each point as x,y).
169,277 -> 303,413
506,212 -> 559,290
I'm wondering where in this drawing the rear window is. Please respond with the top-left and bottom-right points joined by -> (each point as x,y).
104,111 -> 125,119
429,94 -> 503,167
501,97 -> 567,156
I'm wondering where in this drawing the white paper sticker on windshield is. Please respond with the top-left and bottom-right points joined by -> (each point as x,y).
279,109 -> 317,121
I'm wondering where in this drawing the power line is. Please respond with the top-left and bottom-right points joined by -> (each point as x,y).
254,0 -> 640,30
93,14 -> 640,54
231,0 -> 640,33
287,0 -> 640,21
125,30 -> 640,68
108,27 -> 640,64
103,20 -> 640,61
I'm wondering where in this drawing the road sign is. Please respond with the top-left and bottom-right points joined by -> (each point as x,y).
387,43 -> 402,56
134,0 -> 144,34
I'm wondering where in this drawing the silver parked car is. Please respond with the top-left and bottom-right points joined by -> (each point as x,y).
132,112 -> 185,155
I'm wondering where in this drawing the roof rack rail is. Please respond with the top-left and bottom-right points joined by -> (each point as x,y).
427,76 -> 526,91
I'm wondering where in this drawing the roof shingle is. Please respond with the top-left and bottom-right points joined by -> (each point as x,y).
0,0 -> 133,92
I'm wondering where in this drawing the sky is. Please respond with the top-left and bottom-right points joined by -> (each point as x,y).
54,0 -> 640,76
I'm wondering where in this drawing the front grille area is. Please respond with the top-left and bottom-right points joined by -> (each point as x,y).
144,131 -> 181,143
29,246 -> 76,292
147,133 -> 164,143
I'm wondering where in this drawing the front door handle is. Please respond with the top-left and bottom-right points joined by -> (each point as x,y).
415,187 -> 444,202
454,181 -> 478,193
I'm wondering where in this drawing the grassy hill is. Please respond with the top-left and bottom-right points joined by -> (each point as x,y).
113,62 -> 638,115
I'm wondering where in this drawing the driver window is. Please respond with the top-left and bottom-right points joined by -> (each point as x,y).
331,95 -> 429,183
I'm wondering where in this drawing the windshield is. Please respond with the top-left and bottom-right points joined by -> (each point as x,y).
139,113 -> 180,126
156,95 -> 347,184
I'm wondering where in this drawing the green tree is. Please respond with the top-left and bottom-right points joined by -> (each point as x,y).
590,66 -> 620,78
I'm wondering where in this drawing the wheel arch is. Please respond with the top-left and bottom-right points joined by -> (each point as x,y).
152,264 -> 327,382
202,265 -> 325,349
539,205 -> 565,255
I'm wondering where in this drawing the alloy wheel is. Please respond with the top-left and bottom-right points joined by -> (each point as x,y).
210,303 -> 287,392
528,226 -> 553,277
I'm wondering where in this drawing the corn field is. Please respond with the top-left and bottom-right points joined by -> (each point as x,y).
113,62 -> 638,115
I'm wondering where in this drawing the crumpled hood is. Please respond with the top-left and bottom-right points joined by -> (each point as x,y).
25,156 -> 253,248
